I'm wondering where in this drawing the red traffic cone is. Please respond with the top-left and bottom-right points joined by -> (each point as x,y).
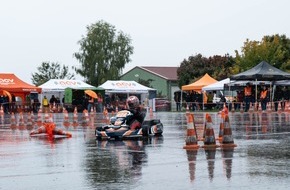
183,114 -> 199,150
202,113 -> 220,149
220,115 -> 237,148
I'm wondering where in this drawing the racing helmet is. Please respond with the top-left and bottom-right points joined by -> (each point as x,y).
127,96 -> 139,109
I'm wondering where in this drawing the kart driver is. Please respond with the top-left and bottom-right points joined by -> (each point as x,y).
126,96 -> 146,130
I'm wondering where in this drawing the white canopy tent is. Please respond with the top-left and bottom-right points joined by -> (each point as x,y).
98,80 -> 156,93
38,79 -> 98,101
98,80 -> 157,111
202,78 -> 230,91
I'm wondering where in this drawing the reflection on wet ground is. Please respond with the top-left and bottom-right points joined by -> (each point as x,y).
0,111 -> 290,190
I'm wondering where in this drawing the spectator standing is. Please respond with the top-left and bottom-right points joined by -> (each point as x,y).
259,86 -> 268,111
281,86 -> 288,110
97,93 -> 103,112
206,91 -> 214,110
244,83 -> 252,112
42,96 -> 49,112
174,92 -> 181,111
274,86 -> 283,111
87,95 -> 94,112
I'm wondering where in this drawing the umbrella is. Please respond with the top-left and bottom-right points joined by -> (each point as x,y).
85,90 -> 98,99
1,90 -> 12,102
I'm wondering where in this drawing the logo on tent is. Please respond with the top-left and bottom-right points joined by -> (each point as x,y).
115,82 -> 136,88
0,78 -> 15,85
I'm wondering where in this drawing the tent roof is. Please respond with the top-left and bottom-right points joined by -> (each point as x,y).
202,78 -> 230,91
230,61 -> 290,81
182,73 -> 217,91
98,80 -> 156,93
39,79 -> 98,91
0,73 -> 41,93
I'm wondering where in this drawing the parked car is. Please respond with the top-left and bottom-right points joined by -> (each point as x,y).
155,98 -> 171,111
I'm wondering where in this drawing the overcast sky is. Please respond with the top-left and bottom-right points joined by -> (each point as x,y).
1,0 -> 290,84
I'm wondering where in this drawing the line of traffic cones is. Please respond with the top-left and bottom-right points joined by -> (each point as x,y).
183,112 -> 237,149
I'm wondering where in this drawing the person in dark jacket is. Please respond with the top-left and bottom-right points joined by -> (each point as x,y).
126,96 -> 146,130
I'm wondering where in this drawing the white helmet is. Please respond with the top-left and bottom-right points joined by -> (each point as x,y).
127,96 -> 139,109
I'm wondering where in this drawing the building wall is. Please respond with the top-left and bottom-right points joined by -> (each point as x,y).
121,67 -> 169,98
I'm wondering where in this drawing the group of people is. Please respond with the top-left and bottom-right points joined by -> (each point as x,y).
85,93 -> 103,113
233,83 -> 289,112
0,94 -> 16,114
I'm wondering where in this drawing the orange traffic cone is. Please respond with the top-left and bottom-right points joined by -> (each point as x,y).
0,105 -> 4,123
37,109 -> 43,127
10,112 -> 17,130
26,111 -> 34,130
239,102 -> 244,113
82,109 -> 89,127
63,108 -> 71,128
231,102 -> 235,113
18,112 -> 25,130
183,114 -> 199,150
278,101 -> 282,113
186,104 -> 190,115
72,107 -> 79,127
202,113 -> 220,149
267,102 -> 272,113
286,101 -> 290,112
103,107 -> 109,124
249,103 -> 254,112
52,102 -> 56,112
261,112 -> 268,134
257,102 -> 262,112
49,113 -> 54,123
220,115 -> 237,148
149,107 -> 153,118
44,112 -> 50,123
217,112 -> 225,141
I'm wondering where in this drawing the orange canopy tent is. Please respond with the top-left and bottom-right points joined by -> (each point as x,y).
0,73 -> 41,102
181,73 -> 217,92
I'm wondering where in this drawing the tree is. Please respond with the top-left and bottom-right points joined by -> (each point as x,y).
74,20 -> 134,87
235,34 -> 290,72
31,62 -> 75,86
177,54 -> 235,88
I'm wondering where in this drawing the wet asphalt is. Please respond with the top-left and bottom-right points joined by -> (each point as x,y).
0,111 -> 290,190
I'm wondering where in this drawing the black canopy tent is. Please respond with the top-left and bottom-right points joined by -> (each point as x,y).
230,61 -> 290,81
230,61 -> 290,101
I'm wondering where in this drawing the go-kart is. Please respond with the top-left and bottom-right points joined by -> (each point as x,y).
95,110 -> 163,140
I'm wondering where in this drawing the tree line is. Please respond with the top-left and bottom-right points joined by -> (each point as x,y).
31,20 -> 290,89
